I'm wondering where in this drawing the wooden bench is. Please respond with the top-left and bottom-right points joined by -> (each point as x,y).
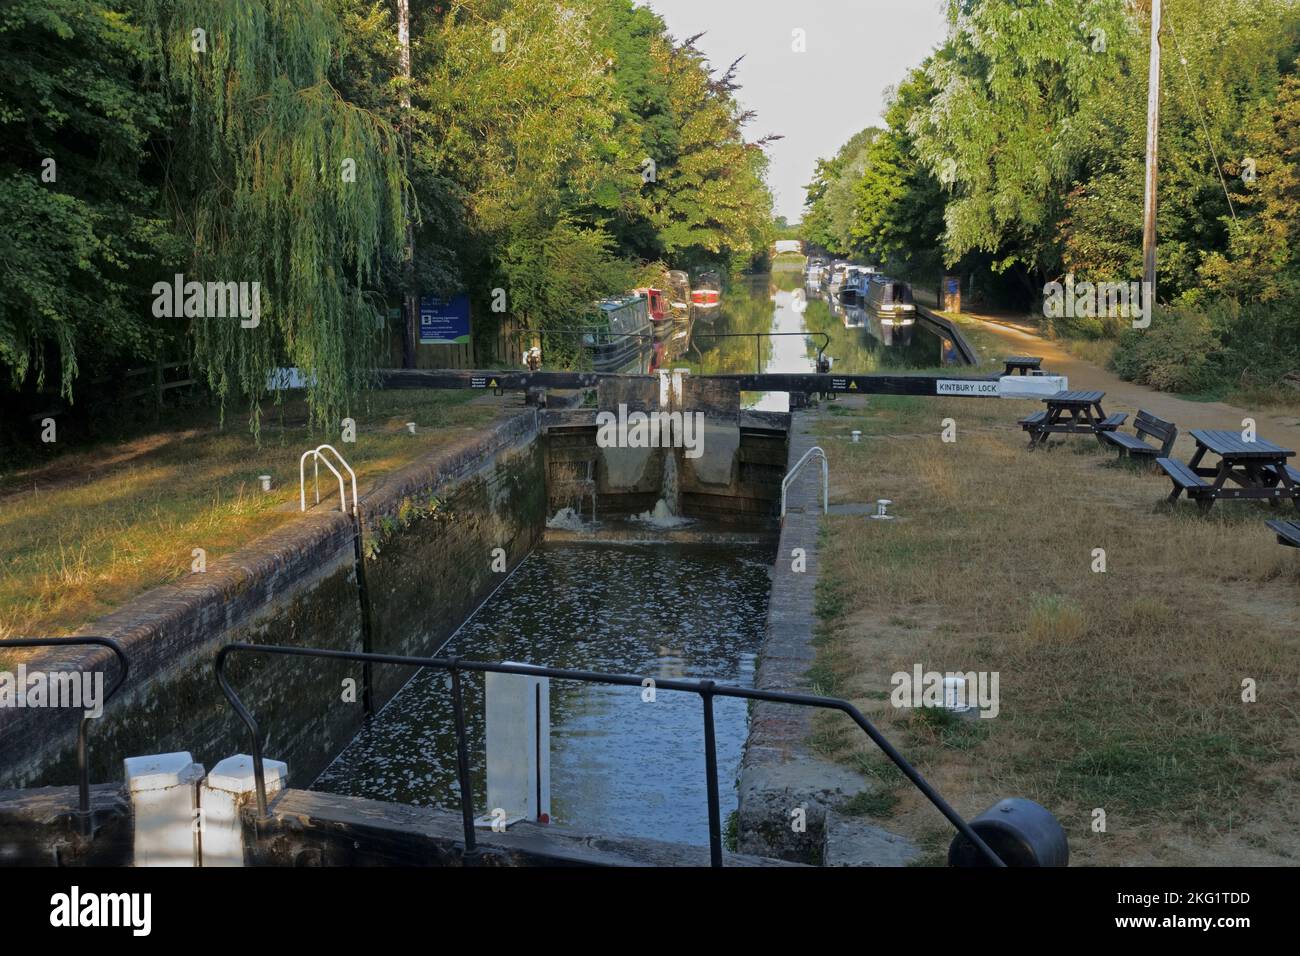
1097,412 -> 1128,432
1101,409 -> 1178,464
1267,520 -> 1300,549
1019,410 -> 1047,432
1157,456 -> 1212,507
1003,356 -> 1043,376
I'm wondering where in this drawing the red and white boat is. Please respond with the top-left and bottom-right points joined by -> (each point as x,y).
634,287 -> 670,341
690,270 -> 722,316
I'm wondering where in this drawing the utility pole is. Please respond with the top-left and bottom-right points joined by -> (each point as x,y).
1141,0 -> 1162,307
397,0 -> 416,368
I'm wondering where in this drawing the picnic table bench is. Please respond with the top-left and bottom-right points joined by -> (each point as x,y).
1100,409 -> 1178,466
1019,390 -> 1127,450
1267,520 -> 1300,549
1003,356 -> 1044,376
1157,429 -> 1299,512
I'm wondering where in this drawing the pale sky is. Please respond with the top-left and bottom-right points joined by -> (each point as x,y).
640,0 -> 950,222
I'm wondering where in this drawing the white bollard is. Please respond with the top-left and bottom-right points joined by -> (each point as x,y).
201,754 -> 290,867
474,665 -> 550,830
124,752 -> 205,867
942,677 -> 973,714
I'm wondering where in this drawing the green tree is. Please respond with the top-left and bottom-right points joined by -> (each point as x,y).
801,127 -> 878,256
143,0 -> 407,434
0,0 -> 167,396
648,40 -> 775,273
912,0 -> 1136,286
851,68 -> 945,278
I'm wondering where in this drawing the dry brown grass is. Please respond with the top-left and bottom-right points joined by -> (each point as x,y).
0,391 -> 503,642
811,394 -> 1300,866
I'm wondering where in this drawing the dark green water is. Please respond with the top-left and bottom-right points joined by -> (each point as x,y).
314,542 -> 772,846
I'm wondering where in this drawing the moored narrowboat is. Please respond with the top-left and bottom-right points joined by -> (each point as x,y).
691,270 -> 722,316
581,294 -> 653,373
666,270 -> 692,321
635,286 -> 671,341
865,275 -> 916,317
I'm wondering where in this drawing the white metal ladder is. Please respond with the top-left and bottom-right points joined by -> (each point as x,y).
780,446 -> 828,518
299,444 -> 358,515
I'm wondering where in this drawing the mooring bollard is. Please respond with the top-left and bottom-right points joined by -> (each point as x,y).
123,752 -> 205,867
258,475 -> 272,492
870,498 -> 895,520
942,677 -> 972,713
851,430 -> 862,443
406,421 -> 417,435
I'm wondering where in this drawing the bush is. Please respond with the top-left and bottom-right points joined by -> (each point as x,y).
1111,297 -> 1300,397
1111,307 -> 1220,393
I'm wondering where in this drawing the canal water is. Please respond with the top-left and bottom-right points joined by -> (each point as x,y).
684,271 -> 965,409
315,266 -> 951,849
314,541 -> 772,846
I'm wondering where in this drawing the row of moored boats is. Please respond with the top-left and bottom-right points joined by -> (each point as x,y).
804,258 -> 916,318
579,269 -> 722,374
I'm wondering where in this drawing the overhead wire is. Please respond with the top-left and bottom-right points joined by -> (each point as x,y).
1162,5 -> 1239,221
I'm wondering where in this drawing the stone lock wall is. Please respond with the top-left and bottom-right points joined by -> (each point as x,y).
0,410 -> 546,792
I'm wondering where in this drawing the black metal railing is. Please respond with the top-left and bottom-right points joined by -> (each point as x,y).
5,637 -> 129,834
215,643 -> 1004,867
689,331 -> 832,374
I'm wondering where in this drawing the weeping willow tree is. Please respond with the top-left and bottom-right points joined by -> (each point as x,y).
143,0 -> 406,435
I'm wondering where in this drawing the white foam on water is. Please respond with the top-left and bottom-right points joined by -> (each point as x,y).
632,498 -> 693,529
632,451 -> 692,528
545,507 -> 590,532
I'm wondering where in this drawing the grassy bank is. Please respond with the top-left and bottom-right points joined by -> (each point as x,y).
0,390 -> 504,641
808,392 -> 1300,866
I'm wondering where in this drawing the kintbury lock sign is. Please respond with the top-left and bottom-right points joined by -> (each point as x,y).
936,379 -> 1000,397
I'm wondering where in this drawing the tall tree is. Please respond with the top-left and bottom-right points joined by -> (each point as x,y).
911,0 -> 1136,287
143,0 -> 407,434
851,69 -> 945,278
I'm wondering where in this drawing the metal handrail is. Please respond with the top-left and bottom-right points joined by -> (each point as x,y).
781,446 -> 829,518
299,445 -> 356,515
315,444 -> 357,516
214,643 -> 1004,867
4,637 -> 129,834
507,328 -> 656,344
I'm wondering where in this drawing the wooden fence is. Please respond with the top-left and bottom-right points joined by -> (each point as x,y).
384,314 -> 527,369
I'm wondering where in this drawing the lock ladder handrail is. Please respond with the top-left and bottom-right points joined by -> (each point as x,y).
299,444 -> 357,515
780,445 -> 828,518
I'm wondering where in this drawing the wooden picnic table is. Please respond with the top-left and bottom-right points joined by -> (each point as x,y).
1020,390 -> 1127,450
1158,430 -> 1300,512
1003,356 -> 1043,376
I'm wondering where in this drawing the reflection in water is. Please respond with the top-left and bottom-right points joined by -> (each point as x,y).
681,272 -> 961,410
314,543 -> 772,846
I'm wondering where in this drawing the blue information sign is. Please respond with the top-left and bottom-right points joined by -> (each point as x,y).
418,294 -> 471,345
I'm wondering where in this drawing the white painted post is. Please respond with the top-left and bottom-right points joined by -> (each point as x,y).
201,755 -> 290,867
474,665 -> 550,829
123,752 -> 205,867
